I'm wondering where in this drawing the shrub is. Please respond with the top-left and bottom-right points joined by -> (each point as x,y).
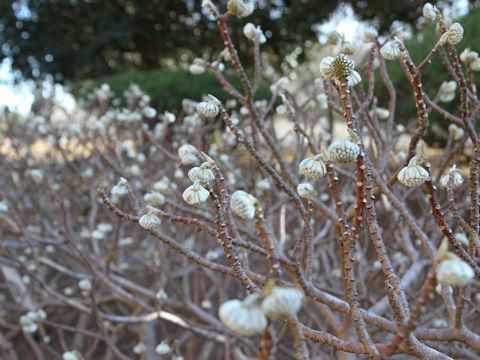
1,1 -> 479,359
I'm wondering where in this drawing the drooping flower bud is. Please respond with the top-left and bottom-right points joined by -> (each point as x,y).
196,94 -> 221,119
111,177 -> 129,198
328,139 -> 360,163
183,181 -> 210,206
436,238 -> 474,287
440,165 -> 464,189
299,154 -> 327,178
297,183 -> 314,199
397,156 -> 430,187
219,294 -> 267,336
380,39 -> 403,60
261,285 -> 304,319
230,190 -> 257,220
139,206 -> 162,230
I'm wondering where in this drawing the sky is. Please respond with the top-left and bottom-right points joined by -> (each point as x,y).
0,1 -> 469,114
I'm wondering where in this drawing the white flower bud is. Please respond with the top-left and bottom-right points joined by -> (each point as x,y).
111,177 -> 129,198
423,3 -> 437,22
346,70 -> 361,87
219,294 -> 267,336
155,340 -> 171,355
183,181 -> 210,206
133,343 -> 146,354
448,124 -> 464,141
380,39 -> 403,60
27,169 -> 44,183
299,154 -> 327,178
153,176 -> 171,194
196,94 -> 220,119
375,107 -> 390,120
243,23 -> 266,44
270,76 -> 290,93
63,350 -> 83,360
440,165 -> 464,189
261,286 -> 304,319
436,245 -> 474,287
188,165 -> 215,185
143,192 -> 165,209
460,48 -> 479,64
139,207 -> 161,230
227,0 -> 254,17
397,156 -> 430,187
439,81 -> 457,102
319,56 -> 335,79
230,190 -> 257,220
297,183 -> 314,199
178,143 -> 200,166
470,59 -> 480,71
256,178 -> 271,191
142,106 -> 157,119
78,278 -> 92,296
328,139 -> 360,163
440,23 -> 464,46
189,58 -> 205,75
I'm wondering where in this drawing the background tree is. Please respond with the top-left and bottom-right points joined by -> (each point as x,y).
0,0 -> 445,83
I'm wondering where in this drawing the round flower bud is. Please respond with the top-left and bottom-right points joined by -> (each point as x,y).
440,23 -> 464,46
397,156 -> 430,187
380,39 -> 403,60
183,181 -> 210,206
471,59 -> 480,71
376,108 -> 390,120
227,0 -> 254,17
144,191 -> 166,207
230,190 -> 257,220
299,154 -> 326,178
78,278 -> 92,296
319,56 -> 335,79
448,124 -> 464,141
189,58 -> 205,75
297,183 -> 314,199
178,143 -> 199,166
219,294 -> 267,336
437,257 -> 474,287
155,340 -> 171,355
196,95 -> 220,119
440,165 -> 464,189
460,48 -> 479,64
328,139 -> 360,163
188,165 -> 215,185
331,54 -> 354,78
63,350 -> 83,360
261,286 -> 304,319
423,3 -> 437,22
139,207 -> 161,230
111,177 -> 129,198
256,178 -> 271,192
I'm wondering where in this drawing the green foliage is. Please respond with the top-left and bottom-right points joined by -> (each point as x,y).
84,68 -> 271,110
0,0 -> 446,83
375,6 -> 480,145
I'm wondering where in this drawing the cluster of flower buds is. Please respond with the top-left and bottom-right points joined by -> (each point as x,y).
320,54 -> 361,87
20,309 -> 47,333
189,58 -> 206,75
243,23 -> 266,44
182,153 -> 215,206
460,48 -> 480,71
438,81 -> 457,102
423,3 -> 439,22
219,284 -> 304,336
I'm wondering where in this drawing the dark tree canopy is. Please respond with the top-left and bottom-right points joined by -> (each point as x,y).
0,0 -> 440,83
